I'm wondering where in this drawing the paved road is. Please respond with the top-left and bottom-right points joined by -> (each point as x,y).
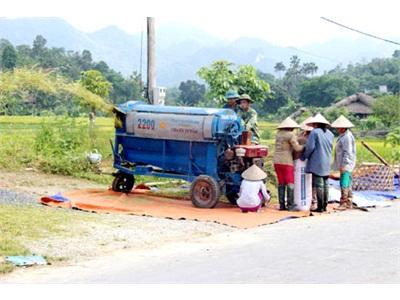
3,202 -> 400,283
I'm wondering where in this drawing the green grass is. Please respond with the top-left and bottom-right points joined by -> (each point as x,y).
0,116 -> 114,180
0,204 -> 97,274
0,116 -> 391,188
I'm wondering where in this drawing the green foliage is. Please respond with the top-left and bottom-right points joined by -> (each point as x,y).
281,55 -> 306,99
276,98 -> 301,119
164,86 -> 181,105
178,80 -> 206,106
254,72 -> 287,116
299,75 -> 358,107
197,60 -> 270,105
260,129 -> 272,140
1,44 -> 17,70
0,37 -> 143,111
358,115 -> 385,131
301,62 -> 318,76
274,62 -> 286,75
373,95 -> 400,128
235,65 -> 270,101
197,61 -> 235,103
385,127 -> 400,163
393,50 -> 400,59
0,67 -> 112,115
0,116 -> 114,183
34,117 -> 92,175
79,70 -> 112,99
324,107 -> 350,123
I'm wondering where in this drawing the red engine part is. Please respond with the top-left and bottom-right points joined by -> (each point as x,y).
234,145 -> 268,158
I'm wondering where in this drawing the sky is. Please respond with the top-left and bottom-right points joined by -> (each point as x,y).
2,0 -> 400,47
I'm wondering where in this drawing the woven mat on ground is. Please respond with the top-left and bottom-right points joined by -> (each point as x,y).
40,188 -> 338,229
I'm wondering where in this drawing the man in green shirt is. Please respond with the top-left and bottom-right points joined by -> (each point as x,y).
223,90 -> 240,113
236,94 -> 260,144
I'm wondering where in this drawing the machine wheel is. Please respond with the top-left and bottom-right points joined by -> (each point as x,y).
190,175 -> 221,208
225,185 -> 239,205
112,172 -> 135,193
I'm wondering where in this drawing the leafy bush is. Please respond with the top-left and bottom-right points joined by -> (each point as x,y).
34,117 -> 92,175
373,95 -> 400,128
276,99 -> 302,119
385,127 -> 400,163
324,107 -> 349,123
261,130 -> 273,140
358,115 -> 385,131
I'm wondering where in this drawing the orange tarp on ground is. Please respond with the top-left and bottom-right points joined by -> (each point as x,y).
40,188 -> 334,229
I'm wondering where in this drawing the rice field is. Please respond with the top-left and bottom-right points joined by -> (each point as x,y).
0,116 -> 393,181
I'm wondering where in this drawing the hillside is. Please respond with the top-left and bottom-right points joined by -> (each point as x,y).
1,17 -> 400,86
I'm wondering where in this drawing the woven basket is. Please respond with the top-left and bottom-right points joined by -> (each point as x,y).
352,163 -> 394,191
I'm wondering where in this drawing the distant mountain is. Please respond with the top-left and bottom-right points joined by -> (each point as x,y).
303,37 -> 400,66
0,17 -> 96,50
1,17 -> 399,86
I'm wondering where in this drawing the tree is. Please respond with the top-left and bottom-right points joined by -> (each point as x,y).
32,35 -> 47,58
81,50 -> 93,71
197,60 -> 270,105
79,70 -> 112,99
301,62 -> 318,76
280,56 -> 321,100
299,74 -> 357,107
373,95 -> 400,128
128,71 -> 144,100
282,55 -> 304,99
274,62 -> 286,78
1,44 -> 17,70
393,50 -> 400,59
197,60 -> 234,104
178,80 -> 206,106
164,86 -> 181,106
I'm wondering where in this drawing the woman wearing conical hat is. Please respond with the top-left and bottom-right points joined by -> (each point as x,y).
301,113 -> 334,212
331,115 -> 356,211
273,117 -> 304,211
237,164 -> 270,213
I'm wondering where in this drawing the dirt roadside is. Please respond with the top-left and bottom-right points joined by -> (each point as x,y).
0,170 -> 234,277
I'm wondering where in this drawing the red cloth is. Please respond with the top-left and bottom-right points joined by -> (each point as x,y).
240,204 -> 261,213
274,164 -> 295,185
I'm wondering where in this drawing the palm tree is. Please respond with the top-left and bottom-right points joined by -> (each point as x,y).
274,62 -> 286,78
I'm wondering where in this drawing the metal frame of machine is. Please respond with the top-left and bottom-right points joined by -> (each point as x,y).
111,101 -> 268,208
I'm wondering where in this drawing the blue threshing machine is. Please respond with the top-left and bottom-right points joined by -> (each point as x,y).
111,101 -> 268,208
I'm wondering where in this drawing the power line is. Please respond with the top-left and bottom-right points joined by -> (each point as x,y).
321,17 -> 400,46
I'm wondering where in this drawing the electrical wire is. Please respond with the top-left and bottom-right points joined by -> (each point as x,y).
321,17 -> 400,46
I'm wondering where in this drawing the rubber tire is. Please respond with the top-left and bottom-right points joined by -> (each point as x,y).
190,175 -> 221,208
112,172 -> 135,193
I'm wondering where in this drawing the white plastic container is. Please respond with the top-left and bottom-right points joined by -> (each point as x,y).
294,159 -> 312,211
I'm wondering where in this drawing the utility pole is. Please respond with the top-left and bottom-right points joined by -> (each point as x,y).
147,17 -> 156,104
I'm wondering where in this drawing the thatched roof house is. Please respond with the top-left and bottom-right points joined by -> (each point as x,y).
330,93 -> 375,117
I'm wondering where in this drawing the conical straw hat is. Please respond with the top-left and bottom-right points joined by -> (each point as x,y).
331,115 -> 354,128
300,117 -> 314,131
277,117 -> 300,129
306,113 -> 330,125
241,164 -> 267,181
